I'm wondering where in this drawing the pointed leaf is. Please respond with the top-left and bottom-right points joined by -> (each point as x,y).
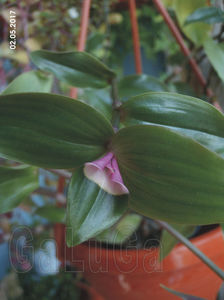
185,7 -> 224,25
30,50 -> 116,88
161,224 -> 195,260
217,282 -> 224,300
111,125 -> 224,224
161,284 -> 206,300
2,71 -> 53,95
86,32 -> 105,53
118,75 -> 168,101
0,93 -> 114,168
0,165 -> 38,214
96,214 -> 142,245
35,205 -> 65,223
66,168 -> 128,246
120,92 -> 224,156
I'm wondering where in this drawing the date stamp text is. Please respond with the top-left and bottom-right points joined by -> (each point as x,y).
9,10 -> 16,50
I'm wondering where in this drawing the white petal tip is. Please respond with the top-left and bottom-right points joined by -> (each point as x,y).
84,163 -> 129,196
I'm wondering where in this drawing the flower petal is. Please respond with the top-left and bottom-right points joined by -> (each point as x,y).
83,152 -> 129,196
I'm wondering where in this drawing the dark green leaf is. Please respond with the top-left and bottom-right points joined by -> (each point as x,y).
86,32 -> 105,53
120,92 -> 224,156
217,282 -> 224,300
161,224 -> 195,260
118,74 -> 168,101
2,71 -> 53,95
96,214 -> 142,244
0,165 -> 38,213
185,7 -> 224,25
66,168 -> 128,246
78,87 -> 112,120
30,50 -> 116,88
220,224 -> 224,242
0,93 -> 114,168
35,205 -> 65,223
161,284 -> 206,300
172,82 -> 196,97
111,125 -> 224,224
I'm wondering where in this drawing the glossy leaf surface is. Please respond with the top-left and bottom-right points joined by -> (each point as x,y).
118,74 -> 168,101
185,7 -> 224,25
2,71 -> 53,95
0,93 -> 114,168
66,168 -> 128,246
120,92 -> 224,156
111,125 -> 224,224
30,50 -> 116,88
0,165 -> 38,214
78,87 -> 112,120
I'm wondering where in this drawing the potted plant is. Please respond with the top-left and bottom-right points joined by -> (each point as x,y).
63,226 -> 224,300
1,45 -> 224,299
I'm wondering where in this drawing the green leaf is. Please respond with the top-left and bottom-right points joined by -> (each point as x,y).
217,283 -> 224,300
35,205 -> 65,223
185,7 -> 224,25
66,168 -> 128,247
0,93 -> 114,168
161,284 -> 206,300
78,87 -> 112,120
173,0 -> 211,45
120,92 -> 224,157
86,32 -> 105,53
30,50 -> 116,88
0,165 -> 38,214
220,224 -> 224,243
111,125 -> 224,224
118,74 -> 168,101
2,71 -> 53,95
96,214 -> 142,245
161,224 -> 195,260
172,82 -> 197,97
204,38 -> 224,82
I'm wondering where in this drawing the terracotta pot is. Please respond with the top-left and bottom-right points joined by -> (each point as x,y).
55,225 -> 224,300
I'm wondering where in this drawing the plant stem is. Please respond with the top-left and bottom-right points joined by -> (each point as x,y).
155,220 -> 224,280
152,0 -> 214,99
110,78 -> 121,130
110,78 -> 120,109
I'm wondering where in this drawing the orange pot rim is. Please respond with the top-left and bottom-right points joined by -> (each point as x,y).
72,226 -> 224,273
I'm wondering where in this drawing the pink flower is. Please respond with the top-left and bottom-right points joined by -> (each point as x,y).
84,152 -> 129,196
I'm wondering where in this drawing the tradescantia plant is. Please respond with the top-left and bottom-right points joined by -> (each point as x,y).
1,50 -> 224,259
